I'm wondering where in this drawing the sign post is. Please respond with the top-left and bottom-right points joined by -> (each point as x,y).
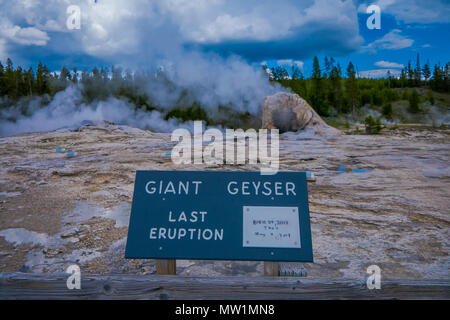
125,171 -> 314,275
156,260 -> 176,275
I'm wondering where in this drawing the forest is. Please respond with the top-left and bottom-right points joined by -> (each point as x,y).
0,55 -> 449,131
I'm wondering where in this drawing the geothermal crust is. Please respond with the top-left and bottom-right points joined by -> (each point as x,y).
0,120 -> 448,279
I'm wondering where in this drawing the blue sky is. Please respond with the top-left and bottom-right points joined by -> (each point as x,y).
0,0 -> 449,78
264,5 -> 450,77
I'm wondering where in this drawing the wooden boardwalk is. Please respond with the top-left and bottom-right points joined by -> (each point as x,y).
0,273 -> 448,299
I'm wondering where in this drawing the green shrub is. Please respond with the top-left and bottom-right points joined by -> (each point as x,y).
408,89 -> 420,113
390,124 -> 399,130
364,115 -> 382,134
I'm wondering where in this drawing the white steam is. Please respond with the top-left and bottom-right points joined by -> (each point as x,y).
0,49 -> 283,136
148,52 -> 280,114
0,86 -> 190,136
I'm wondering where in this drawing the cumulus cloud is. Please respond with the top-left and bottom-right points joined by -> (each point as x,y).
0,0 -> 364,64
196,0 -> 363,60
365,29 -> 413,51
0,21 -> 50,46
374,60 -> 404,68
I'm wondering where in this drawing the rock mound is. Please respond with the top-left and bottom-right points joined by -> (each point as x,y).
262,92 -> 340,137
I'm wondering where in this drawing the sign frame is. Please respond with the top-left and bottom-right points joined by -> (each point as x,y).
125,170 -> 313,263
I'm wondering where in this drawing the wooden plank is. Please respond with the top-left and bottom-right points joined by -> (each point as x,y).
156,260 -> 176,275
0,273 -> 448,300
264,262 -> 279,277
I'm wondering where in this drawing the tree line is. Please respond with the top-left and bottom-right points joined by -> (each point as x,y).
266,55 -> 449,118
0,55 -> 449,124
0,58 -> 159,110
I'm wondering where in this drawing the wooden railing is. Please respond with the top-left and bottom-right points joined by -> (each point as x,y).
0,273 -> 448,299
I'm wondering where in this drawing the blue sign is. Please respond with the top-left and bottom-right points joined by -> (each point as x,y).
125,171 -> 313,262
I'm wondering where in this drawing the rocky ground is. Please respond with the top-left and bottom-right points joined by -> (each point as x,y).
0,122 -> 448,280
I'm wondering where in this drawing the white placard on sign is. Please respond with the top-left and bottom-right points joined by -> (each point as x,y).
242,206 -> 301,248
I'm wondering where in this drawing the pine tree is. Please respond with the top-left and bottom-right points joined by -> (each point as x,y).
0,62 -> 4,95
4,58 -> 15,97
92,67 -> 101,80
100,67 -> 108,83
271,66 -> 289,81
6,58 -> 13,71
60,66 -> 71,81
400,69 -> 407,87
422,60 -> 431,81
13,67 -> 20,98
431,64 -> 442,91
35,62 -> 50,95
72,67 -> 78,84
329,65 -> 343,113
345,62 -> 358,115
310,56 -> 325,115
291,64 -> 302,80
324,57 -> 330,78
444,62 -> 450,92
414,54 -> 421,86
407,60 -> 414,86
24,67 -> 34,96
81,68 -> 89,82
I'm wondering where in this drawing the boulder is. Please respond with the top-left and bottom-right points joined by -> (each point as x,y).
262,92 -> 340,137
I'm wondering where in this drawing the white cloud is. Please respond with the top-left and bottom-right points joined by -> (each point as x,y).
4,0 -> 68,32
277,59 -> 304,70
374,60 -> 404,68
358,0 -> 450,23
0,0 -> 363,63
0,22 -> 49,46
294,60 -> 304,70
160,0 -> 304,43
358,68 -> 402,79
365,29 -> 413,51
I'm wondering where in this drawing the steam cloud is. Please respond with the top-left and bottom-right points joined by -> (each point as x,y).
147,52 -> 280,115
0,49 -> 285,136
0,85 -> 198,136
